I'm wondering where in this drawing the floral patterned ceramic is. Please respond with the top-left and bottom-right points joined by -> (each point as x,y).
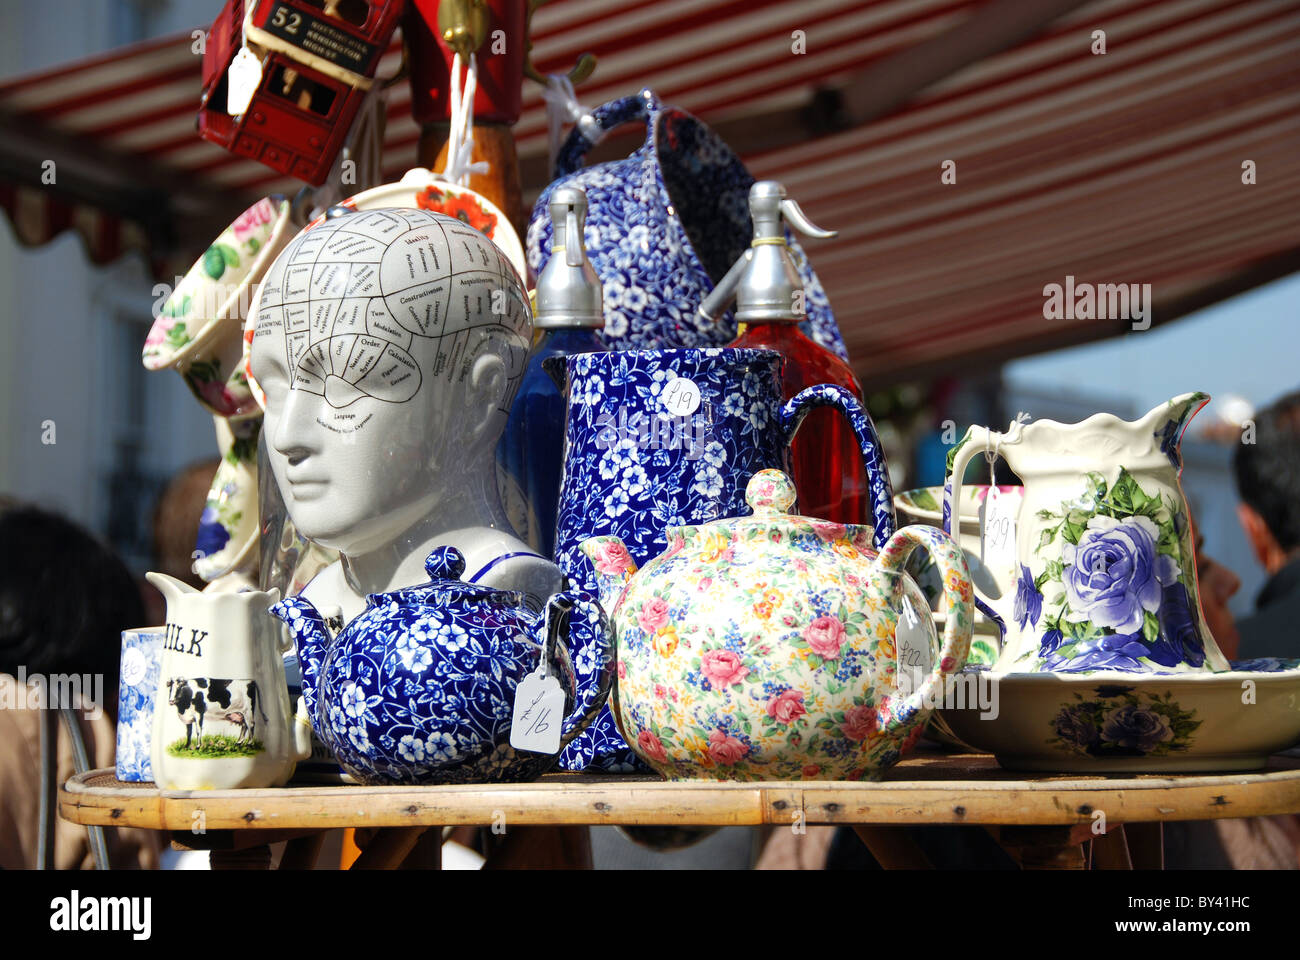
550,347 -> 897,771
946,394 -> 1232,675
193,415 -> 261,583
116,628 -> 163,782
144,195 -> 294,419
895,484 -> 1024,665
271,546 -> 612,785
528,89 -> 847,358
582,470 -> 974,781
940,660 -> 1300,772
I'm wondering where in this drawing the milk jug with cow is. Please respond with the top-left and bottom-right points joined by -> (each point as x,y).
147,574 -> 311,789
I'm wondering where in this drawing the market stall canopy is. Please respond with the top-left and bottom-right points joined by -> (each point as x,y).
0,0 -> 1296,382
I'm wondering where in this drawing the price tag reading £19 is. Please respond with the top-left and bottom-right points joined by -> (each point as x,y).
979,485 -> 1018,573
510,666 -> 565,755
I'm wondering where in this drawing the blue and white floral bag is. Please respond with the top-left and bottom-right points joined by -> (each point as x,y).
526,88 -> 848,359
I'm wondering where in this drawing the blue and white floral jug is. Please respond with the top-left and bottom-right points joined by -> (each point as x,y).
945,393 -> 1232,674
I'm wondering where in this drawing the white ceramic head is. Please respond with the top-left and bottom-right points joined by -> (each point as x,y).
248,208 -> 531,557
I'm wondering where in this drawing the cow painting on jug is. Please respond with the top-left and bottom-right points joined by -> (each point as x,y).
248,208 -> 564,627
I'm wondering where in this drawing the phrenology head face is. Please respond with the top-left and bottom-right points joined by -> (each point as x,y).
249,208 -> 530,554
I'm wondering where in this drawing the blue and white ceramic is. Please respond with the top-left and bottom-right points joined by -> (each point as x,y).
549,347 -> 896,771
272,546 -> 613,784
527,89 -> 848,359
116,628 -> 162,782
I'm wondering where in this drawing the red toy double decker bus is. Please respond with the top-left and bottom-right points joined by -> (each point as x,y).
197,0 -> 403,185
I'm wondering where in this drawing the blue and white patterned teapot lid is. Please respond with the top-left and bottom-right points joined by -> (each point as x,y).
367,546 -> 527,610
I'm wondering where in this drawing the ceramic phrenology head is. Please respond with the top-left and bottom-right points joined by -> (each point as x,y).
249,208 -> 531,556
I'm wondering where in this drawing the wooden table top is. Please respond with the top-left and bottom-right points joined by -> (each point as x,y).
60,751 -> 1300,832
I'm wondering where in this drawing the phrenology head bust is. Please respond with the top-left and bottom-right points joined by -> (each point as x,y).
249,207 -> 531,555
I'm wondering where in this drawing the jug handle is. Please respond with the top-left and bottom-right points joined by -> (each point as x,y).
540,592 -> 615,747
780,384 -> 896,548
943,426 -> 1009,633
553,89 -> 662,179
875,525 -> 974,736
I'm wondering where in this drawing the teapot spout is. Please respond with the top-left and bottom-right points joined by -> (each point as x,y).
1144,392 -> 1209,470
269,596 -> 330,731
579,535 -> 638,613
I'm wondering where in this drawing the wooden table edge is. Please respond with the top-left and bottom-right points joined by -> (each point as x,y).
59,760 -> 1300,832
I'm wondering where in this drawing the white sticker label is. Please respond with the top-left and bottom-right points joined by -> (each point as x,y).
894,596 -> 933,699
121,646 -> 147,688
510,672 -> 566,754
661,377 -> 701,416
980,486 -> 1017,573
227,47 -> 263,117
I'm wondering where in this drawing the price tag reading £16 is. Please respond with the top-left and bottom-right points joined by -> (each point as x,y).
894,595 -> 933,699
510,661 -> 565,755
979,485 -> 1017,574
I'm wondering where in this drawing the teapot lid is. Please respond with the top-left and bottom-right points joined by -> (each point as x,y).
373,546 -> 526,608
671,469 -> 875,546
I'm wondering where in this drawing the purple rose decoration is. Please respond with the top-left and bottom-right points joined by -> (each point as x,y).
1014,563 -> 1042,630
1099,703 -> 1173,753
1062,515 -> 1179,634
1053,704 -> 1099,749
1157,583 -> 1205,668
1043,631 -> 1150,673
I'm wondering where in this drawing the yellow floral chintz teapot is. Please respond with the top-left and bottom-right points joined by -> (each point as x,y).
581,470 -> 975,781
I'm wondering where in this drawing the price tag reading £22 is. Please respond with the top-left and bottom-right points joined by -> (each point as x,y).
894,596 -> 933,699
979,485 -> 1018,573
510,671 -> 566,754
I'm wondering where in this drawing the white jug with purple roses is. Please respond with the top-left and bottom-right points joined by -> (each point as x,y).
945,393 -> 1231,675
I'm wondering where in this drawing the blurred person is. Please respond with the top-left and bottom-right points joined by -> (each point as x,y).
1233,389 -> 1300,659
0,503 -> 162,868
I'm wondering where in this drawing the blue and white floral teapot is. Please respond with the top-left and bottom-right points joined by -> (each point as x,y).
271,547 -> 613,784
945,393 -> 1232,675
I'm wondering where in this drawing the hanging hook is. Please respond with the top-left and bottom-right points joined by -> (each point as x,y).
438,0 -> 490,62
523,0 -> 597,86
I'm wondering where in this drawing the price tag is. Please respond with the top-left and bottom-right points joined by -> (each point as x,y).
510,672 -> 565,754
227,46 -> 263,117
894,596 -> 933,699
979,486 -> 1017,573
661,376 -> 701,416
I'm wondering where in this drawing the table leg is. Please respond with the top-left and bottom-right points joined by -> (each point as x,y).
482,826 -> 592,869
350,827 -> 431,870
398,826 -> 445,869
209,844 -> 272,870
851,826 -> 933,869
1124,822 -> 1165,869
1092,824 -> 1133,870
278,832 -> 327,870
989,825 -> 1091,870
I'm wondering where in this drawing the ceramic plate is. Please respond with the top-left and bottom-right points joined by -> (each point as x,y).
940,660 -> 1300,772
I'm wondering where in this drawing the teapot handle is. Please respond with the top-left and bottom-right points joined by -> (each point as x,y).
780,384 -> 895,548
875,525 -> 974,737
540,592 -> 615,747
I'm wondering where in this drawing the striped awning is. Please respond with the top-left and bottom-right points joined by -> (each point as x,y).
0,0 -> 1296,380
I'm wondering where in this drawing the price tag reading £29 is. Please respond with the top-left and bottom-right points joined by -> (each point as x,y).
510,671 -> 565,754
979,485 -> 1018,573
